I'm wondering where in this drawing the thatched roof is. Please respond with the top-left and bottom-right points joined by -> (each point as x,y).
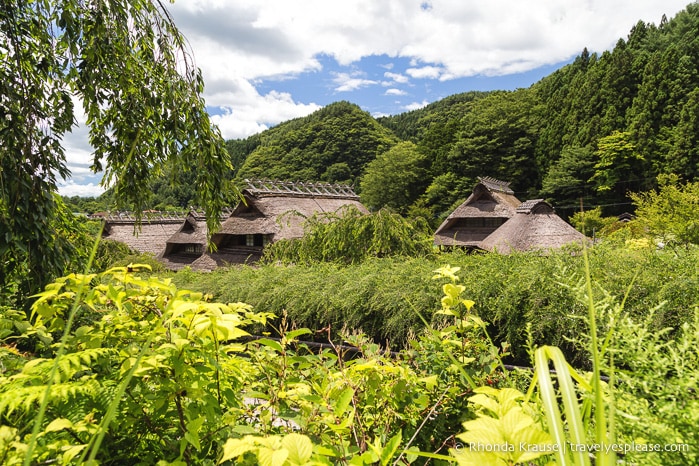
187,179 -> 368,271
102,212 -> 186,255
159,208 -> 239,270
434,177 -> 522,247
480,199 -> 587,254
213,179 -> 368,243
164,210 -> 208,247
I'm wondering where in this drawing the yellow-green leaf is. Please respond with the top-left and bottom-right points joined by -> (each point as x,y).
281,433 -> 313,465
45,418 -> 73,432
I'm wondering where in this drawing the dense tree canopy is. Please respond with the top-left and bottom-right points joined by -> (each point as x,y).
359,141 -> 427,213
1,0 -> 233,294
235,102 -> 399,186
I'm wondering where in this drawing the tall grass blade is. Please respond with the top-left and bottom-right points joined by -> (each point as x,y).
535,346 -> 591,466
581,241 -> 616,466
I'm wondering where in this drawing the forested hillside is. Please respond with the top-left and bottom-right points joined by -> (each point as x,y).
234,101 -> 400,185
75,3 -> 699,224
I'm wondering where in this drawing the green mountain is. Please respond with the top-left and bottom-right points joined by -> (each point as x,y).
234,101 -> 400,186
102,3 -> 699,225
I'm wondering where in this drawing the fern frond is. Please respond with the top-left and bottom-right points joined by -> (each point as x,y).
0,379 -> 102,418
19,348 -> 115,383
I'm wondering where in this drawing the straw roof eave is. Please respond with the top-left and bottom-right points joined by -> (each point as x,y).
480,204 -> 587,253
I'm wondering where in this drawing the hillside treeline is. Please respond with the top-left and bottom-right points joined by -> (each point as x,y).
73,3 -> 699,224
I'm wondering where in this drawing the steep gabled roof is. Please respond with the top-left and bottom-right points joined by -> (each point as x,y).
164,211 -> 208,247
480,199 -> 587,253
434,177 -> 521,247
213,179 -> 368,243
185,179 -> 369,271
159,209 -> 233,270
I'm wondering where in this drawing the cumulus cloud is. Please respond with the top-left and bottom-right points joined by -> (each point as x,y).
404,100 -> 430,111
57,181 -> 105,197
385,88 -> 407,96
331,72 -> 378,92
384,71 -> 409,84
170,1 -> 686,83
211,90 -> 321,139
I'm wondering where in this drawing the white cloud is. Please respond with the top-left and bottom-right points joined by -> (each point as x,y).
211,90 -> 321,139
404,100 -> 430,111
331,72 -> 378,92
170,0 -> 688,84
406,66 -> 444,79
384,71 -> 409,84
385,88 -> 407,96
57,181 -> 105,197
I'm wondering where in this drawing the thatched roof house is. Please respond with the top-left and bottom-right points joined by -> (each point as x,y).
480,199 -> 587,253
100,212 -> 186,256
159,210 -> 230,270
190,179 -> 368,270
434,177 -> 522,249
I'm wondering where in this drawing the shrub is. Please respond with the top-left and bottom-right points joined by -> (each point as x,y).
261,207 -> 434,265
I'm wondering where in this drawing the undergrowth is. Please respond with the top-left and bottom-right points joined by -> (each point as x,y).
172,245 -> 699,366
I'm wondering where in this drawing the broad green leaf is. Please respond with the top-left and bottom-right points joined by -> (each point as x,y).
380,431 -> 402,466
256,338 -> 284,352
281,433 -> 313,465
219,438 -> 256,463
258,446 -> 289,466
45,418 -> 73,432
285,328 -> 312,340
333,387 -> 355,417
62,445 -> 88,463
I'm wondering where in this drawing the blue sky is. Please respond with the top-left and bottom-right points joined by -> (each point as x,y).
250,53 -> 569,117
57,0 -> 692,196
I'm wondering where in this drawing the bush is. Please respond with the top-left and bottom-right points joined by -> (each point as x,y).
174,246 -> 699,367
261,207 -> 434,265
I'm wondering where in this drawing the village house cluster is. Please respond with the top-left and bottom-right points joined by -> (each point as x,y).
94,177 -> 586,270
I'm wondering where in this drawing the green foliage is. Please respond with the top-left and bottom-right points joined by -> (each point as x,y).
377,91 -> 488,142
603,308 -> 699,466
92,240 -> 138,272
540,146 -> 597,218
443,90 -> 542,196
174,246 -> 699,369
261,207 -> 433,265
2,255 -> 699,465
359,142 -> 428,214
61,196 -> 112,215
1,0 -> 233,300
569,207 -> 618,236
0,264 -> 518,464
236,102 -> 399,186
630,174 -> 699,247
451,387 -> 552,466
0,197 -> 96,308
590,131 -> 645,196
1,266 -> 272,465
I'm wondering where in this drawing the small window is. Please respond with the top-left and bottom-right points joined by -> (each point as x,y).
184,244 -> 202,254
246,234 -> 254,246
